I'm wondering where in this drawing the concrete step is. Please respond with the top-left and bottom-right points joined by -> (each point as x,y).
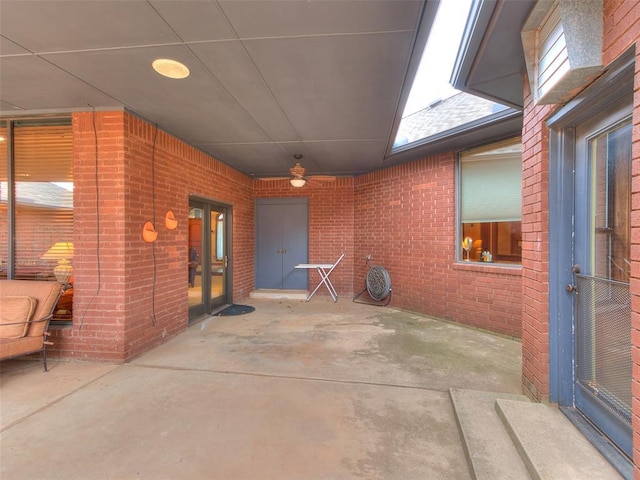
496,398 -> 623,480
450,388 -> 532,480
249,289 -> 308,300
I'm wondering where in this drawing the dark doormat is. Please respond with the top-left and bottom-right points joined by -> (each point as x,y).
213,304 -> 255,316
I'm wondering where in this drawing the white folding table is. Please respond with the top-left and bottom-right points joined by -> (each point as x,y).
295,252 -> 345,302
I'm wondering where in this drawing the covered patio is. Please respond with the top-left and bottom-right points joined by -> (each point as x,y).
0,299 -> 619,479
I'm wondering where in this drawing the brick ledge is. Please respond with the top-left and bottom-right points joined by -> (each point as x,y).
453,261 -> 522,276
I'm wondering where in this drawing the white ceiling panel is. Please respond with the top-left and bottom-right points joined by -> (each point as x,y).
149,1 -> 237,42
189,40 -> 300,142
303,140 -> 389,174
219,0 -> 422,38
0,101 -> 22,112
0,0 -> 179,52
41,45 -> 270,143
197,142 -> 295,176
0,36 -> 29,55
0,0 -> 430,177
243,32 -> 414,141
0,56 -> 118,110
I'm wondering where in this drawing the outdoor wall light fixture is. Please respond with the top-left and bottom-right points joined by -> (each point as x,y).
142,222 -> 158,243
165,211 -> 178,230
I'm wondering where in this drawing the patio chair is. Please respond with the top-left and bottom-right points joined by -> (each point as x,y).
0,280 -> 63,371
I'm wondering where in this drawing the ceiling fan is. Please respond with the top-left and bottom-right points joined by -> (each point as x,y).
258,154 -> 336,187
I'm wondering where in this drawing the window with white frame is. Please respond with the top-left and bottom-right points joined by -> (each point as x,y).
458,138 -> 522,264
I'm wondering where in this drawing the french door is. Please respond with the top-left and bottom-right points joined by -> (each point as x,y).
570,102 -> 632,457
255,198 -> 308,290
188,198 -> 231,320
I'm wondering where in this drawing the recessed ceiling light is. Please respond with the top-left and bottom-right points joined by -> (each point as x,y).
152,58 -> 190,79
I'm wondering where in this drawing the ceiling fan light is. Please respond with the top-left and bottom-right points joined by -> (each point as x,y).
290,177 -> 306,188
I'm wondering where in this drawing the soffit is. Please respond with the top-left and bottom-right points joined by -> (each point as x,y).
451,0 -> 536,109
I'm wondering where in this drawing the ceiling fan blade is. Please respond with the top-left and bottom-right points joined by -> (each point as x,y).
309,175 -> 336,181
257,177 -> 289,181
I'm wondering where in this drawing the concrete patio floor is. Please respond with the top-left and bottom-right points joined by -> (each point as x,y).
0,298 -> 522,479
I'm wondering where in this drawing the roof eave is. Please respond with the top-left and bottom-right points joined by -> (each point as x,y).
450,0 -> 536,109
384,107 -> 522,167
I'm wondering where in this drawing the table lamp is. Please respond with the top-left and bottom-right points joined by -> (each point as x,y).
41,242 -> 74,283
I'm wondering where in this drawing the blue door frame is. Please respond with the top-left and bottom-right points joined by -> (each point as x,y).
547,49 -> 634,461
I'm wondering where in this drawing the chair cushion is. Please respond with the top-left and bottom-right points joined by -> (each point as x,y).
0,296 -> 37,338
0,336 -> 44,357
0,281 -> 61,337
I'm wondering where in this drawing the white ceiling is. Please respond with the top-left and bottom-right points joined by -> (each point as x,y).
0,0 -> 434,178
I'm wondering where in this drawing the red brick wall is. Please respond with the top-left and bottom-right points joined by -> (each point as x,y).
51,111 -> 254,361
354,154 -> 523,338
46,119 -> 525,364
56,111 -> 127,361
607,0 -> 640,473
252,178 -> 355,297
520,80 -> 554,401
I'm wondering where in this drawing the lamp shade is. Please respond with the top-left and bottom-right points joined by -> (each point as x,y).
142,222 -> 158,243
290,177 -> 306,188
165,210 -> 178,230
41,242 -> 74,260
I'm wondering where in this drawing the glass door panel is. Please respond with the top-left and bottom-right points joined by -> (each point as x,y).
574,114 -> 632,457
188,205 -> 205,316
188,199 -> 229,320
210,209 -> 227,309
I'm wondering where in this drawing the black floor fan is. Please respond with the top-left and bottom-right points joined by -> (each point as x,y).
353,257 -> 392,306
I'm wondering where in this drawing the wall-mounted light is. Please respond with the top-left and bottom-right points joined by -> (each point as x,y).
143,222 -> 158,243
165,211 -> 178,230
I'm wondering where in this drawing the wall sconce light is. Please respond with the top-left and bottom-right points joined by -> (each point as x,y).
41,242 -> 74,283
290,177 -> 306,188
143,222 -> 158,243
165,211 -> 178,230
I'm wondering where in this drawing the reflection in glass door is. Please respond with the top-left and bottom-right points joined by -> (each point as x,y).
210,210 -> 227,307
573,112 -> 632,457
188,199 -> 230,320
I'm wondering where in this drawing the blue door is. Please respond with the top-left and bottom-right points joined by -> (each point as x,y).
548,52 -> 635,468
571,103 -> 632,457
255,198 -> 308,290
